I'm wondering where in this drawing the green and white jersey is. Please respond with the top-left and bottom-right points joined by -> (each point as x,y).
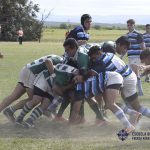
64,47 -> 89,70
27,55 -> 63,75
42,69 -> 54,88
54,64 -> 77,86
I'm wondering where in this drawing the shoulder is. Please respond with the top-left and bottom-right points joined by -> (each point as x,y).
74,25 -> 84,32
78,47 -> 88,55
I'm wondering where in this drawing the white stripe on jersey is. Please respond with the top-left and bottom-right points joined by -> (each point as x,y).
55,64 -> 77,74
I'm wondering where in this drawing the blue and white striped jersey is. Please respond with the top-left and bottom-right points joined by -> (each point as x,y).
90,53 -> 132,78
76,72 -> 108,98
66,25 -> 90,41
126,30 -> 144,57
143,32 -> 150,48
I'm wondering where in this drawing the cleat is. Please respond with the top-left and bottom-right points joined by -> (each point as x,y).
70,116 -> 86,125
53,116 -> 68,122
15,116 -> 24,127
3,107 -> 16,123
125,125 -> 135,134
23,118 -> 35,128
129,112 -> 142,126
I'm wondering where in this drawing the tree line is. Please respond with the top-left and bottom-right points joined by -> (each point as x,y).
0,0 -> 43,41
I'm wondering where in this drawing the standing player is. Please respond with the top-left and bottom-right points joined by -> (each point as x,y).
126,19 -> 145,96
15,69 -> 62,128
143,24 -> 150,82
17,27 -> 24,45
66,14 -> 92,46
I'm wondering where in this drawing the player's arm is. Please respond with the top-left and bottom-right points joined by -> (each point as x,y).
45,59 -> 54,74
134,65 -> 150,76
140,42 -> 145,50
137,34 -> 145,50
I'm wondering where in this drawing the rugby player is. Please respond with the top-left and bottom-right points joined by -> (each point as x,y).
1,55 -> 62,122
126,19 -> 145,96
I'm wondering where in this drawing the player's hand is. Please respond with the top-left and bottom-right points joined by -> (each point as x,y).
138,65 -> 150,71
73,75 -> 83,83
131,64 -> 143,71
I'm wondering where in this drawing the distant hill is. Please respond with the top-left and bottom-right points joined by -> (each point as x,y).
44,21 -> 126,28
43,15 -> 150,27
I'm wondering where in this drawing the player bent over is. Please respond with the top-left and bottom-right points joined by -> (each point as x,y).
71,71 -> 135,133
2,55 -> 62,122
15,69 -> 62,128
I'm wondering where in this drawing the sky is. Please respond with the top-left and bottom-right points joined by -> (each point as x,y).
32,0 -> 150,24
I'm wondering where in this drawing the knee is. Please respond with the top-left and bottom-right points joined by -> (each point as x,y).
28,99 -> 41,108
105,101 -> 115,110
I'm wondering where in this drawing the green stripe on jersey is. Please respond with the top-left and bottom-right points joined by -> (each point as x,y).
54,64 -> 77,86
42,70 -> 54,88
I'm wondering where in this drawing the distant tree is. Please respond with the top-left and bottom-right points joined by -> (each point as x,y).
59,23 -> 68,29
93,25 -> 101,30
0,0 -> 42,41
136,25 -> 145,30
36,9 -> 53,43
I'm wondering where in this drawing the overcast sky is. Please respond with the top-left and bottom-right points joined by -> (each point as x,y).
32,0 -> 150,24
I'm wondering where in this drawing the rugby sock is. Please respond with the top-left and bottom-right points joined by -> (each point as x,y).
89,103 -> 104,120
115,109 -> 132,128
10,106 -> 16,113
137,77 -> 143,96
120,104 -> 137,116
139,106 -> 150,118
48,97 -> 62,112
19,103 -> 32,119
29,107 -> 43,122
57,99 -> 70,117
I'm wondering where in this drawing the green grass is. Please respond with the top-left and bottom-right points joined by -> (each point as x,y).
0,29 -> 150,150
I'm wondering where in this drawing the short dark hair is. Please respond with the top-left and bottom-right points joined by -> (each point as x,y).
146,24 -> 150,28
88,46 -> 101,57
140,50 -> 150,60
127,19 -> 135,25
116,36 -> 130,49
63,38 -> 79,49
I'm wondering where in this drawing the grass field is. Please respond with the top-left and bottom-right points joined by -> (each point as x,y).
0,28 -> 150,150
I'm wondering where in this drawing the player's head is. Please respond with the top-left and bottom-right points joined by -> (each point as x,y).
81,14 -> 92,30
145,24 -> 150,34
140,49 -> 150,65
88,46 -> 102,62
63,38 -> 79,57
102,41 -> 116,54
127,19 -> 135,32
116,36 -> 130,55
